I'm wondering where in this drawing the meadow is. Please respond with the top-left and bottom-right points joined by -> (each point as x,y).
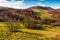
0,22 -> 60,40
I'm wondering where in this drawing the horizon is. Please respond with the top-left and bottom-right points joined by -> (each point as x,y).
0,0 -> 60,9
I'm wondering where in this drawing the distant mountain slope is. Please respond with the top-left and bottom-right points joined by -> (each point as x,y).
30,6 -> 53,10
0,6 -> 60,26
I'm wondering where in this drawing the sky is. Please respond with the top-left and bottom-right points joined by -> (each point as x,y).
0,0 -> 60,9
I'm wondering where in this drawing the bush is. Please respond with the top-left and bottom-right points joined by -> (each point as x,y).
7,23 -> 21,32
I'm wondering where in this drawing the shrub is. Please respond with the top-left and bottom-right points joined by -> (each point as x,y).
7,23 -> 20,32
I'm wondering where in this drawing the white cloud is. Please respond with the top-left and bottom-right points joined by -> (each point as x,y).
37,2 -> 46,6
0,0 -> 26,9
0,0 -> 47,9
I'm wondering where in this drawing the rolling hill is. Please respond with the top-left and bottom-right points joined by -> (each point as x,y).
0,6 -> 60,40
0,6 -> 60,26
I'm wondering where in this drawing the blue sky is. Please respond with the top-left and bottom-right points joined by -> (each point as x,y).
0,0 -> 60,9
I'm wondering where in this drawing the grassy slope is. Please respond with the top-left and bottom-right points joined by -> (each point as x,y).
0,22 -> 60,40
0,9 -> 60,40
32,8 -> 53,19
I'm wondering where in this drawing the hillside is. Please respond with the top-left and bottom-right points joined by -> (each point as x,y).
0,6 -> 60,40
0,6 -> 60,26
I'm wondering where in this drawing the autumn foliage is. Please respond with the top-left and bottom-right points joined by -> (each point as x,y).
0,6 -> 60,29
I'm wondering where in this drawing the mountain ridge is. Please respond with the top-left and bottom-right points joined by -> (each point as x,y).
0,6 -> 60,23
0,6 -> 60,10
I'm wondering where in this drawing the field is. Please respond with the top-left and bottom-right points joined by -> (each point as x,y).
0,22 -> 60,40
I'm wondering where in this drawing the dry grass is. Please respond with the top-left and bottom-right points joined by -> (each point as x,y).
0,22 -> 60,40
